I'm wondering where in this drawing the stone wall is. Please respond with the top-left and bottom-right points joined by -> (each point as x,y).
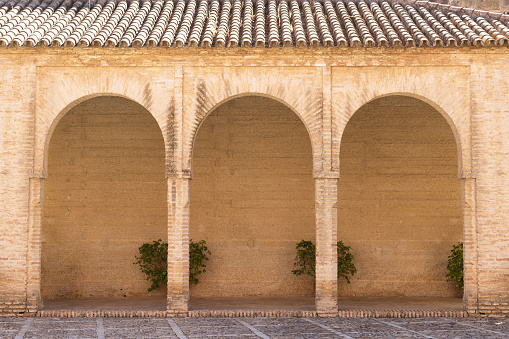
0,48 -> 507,316
0,63 -> 36,315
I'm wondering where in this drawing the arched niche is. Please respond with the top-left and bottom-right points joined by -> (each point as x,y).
189,95 -> 315,299
337,95 -> 462,298
42,96 -> 167,299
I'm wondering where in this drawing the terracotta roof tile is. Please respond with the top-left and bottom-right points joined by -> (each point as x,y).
214,0 -> 229,46
0,0 -> 507,48
290,0 -> 306,47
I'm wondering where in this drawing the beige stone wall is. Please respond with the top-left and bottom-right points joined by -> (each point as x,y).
0,64 -> 36,314
42,96 -> 167,298
338,96 -> 463,297
190,96 -> 315,297
0,49 -> 508,315
470,60 -> 509,315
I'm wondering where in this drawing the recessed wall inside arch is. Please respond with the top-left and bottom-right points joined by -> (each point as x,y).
338,95 -> 462,297
190,96 -> 315,298
42,96 -> 167,299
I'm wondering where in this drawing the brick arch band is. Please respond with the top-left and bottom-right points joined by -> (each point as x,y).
179,67 -> 326,178
187,92 -> 318,177
34,67 -> 173,178
331,67 -> 471,179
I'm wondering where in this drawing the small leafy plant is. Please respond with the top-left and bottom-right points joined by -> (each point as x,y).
292,240 -> 316,280
292,240 -> 357,283
189,240 -> 211,285
134,239 -> 211,292
446,242 -> 463,290
134,239 -> 168,292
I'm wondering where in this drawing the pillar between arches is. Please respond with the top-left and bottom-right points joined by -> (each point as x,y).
461,176 -> 478,315
315,175 -> 339,316
27,174 -> 44,313
167,174 -> 190,316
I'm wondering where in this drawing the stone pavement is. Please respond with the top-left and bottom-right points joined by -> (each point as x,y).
1,316 -> 509,338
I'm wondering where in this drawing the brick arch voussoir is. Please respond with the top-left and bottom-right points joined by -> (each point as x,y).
39,92 -> 168,178
337,91 -> 468,179
186,91 -> 322,178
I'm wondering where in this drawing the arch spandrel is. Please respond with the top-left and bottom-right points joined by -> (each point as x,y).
181,67 -> 325,177
34,67 -> 175,177
331,66 -> 471,179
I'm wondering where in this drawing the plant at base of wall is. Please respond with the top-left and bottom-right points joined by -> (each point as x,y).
189,240 -> 211,285
134,239 -> 211,292
134,239 -> 168,292
292,240 -> 357,283
446,242 -> 463,290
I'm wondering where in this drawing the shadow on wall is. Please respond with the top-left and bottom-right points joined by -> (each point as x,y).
190,95 -> 315,298
338,95 -> 463,298
42,96 -> 167,299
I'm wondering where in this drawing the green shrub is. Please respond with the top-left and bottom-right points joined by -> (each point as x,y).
189,240 -> 211,285
134,239 -> 210,292
292,240 -> 357,283
291,240 -> 316,280
446,242 -> 463,290
134,239 -> 168,292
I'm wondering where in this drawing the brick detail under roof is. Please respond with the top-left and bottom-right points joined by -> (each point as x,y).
0,0 -> 507,48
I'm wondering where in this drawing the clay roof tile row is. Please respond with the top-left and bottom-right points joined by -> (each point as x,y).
0,0 -> 507,48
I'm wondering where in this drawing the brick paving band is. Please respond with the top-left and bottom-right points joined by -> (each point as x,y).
34,309 -> 468,318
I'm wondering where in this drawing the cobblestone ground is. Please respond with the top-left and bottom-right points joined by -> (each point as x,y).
1,317 -> 509,338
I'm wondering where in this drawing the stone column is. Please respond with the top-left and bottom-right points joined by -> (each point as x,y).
462,177 -> 478,315
26,175 -> 44,313
167,176 -> 190,316
315,177 -> 338,316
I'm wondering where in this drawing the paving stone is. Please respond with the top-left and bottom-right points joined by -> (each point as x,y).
240,318 -> 331,337
345,332 -> 423,339
24,329 -> 97,339
1,316 -> 509,338
458,318 -> 509,333
419,329 -> 505,338
312,317 -> 399,332
0,330 -> 17,339
31,318 -> 96,330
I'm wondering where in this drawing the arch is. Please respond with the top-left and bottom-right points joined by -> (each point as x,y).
41,95 -> 167,300
337,94 -> 463,298
188,92 -> 317,178
41,93 -> 166,176
331,66 -> 471,179
338,92 -> 463,178
34,67 -> 175,178
181,67 -> 325,177
189,95 -> 315,300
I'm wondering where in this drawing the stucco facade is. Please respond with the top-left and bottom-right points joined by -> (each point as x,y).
0,46 -> 507,317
